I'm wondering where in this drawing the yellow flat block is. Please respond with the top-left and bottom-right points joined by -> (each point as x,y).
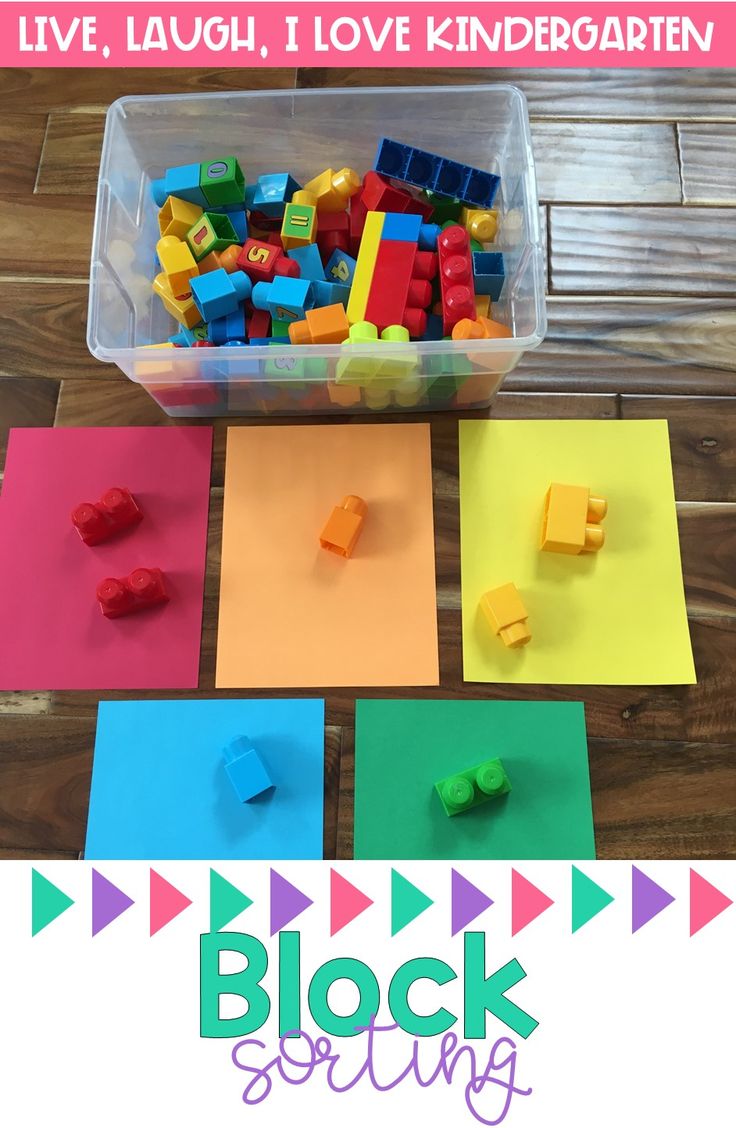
541,483 -> 607,554
346,211 -> 384,325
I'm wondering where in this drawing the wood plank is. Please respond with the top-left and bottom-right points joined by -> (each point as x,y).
0,196 -> 94,276
323,726 -> 342,861
533,122 -> 680,204
0,282 -> 101,381
35,113 -> 105,196
679,124 -> 736,204
0,692 -> 52,716
508,298 -> 736,396
0,377 -> 59,462
0,847 -> 79,860
296,68 -> 736,120
550,207 -> 736,295
0,114 -> 48,194
621,397 -> 736,502
0,69 -> 297,112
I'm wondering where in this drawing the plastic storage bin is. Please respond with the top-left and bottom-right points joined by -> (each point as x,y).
87,85 -> 546,418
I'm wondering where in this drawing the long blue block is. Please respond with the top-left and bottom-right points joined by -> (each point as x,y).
374,138 -> 500,209
472,251 -> 505,300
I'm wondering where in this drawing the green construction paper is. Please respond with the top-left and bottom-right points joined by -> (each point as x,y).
354,700 -> 595,861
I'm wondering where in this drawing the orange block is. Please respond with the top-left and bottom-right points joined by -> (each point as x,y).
479,583 -> 531,649
320,495 -> 367,558
289,303 -> 350,345
540,483 -> 607,555
451,316 -> 512,342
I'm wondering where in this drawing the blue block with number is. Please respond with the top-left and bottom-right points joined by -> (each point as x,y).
287,243 -> 325,281
324,248 -> 357,287
251,276 -> 313,322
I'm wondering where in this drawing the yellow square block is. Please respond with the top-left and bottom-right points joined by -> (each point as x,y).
158,196 -> 203,239
540,483 -> 605,555
479,583 -> 531,648
152,272 -> 203,329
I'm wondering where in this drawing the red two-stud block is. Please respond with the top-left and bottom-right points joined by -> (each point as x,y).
96,568 -> 169,619
72,487 -> 142,546
438,224 -> 477,334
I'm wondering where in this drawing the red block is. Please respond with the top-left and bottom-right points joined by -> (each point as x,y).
150,381 -> 220,407
438,224 -> 476,334
316,211 -> 350,259
401,189 -> 435,222
364,239 -> 435,338
96,567 -> 169,619
71,487 -> 142,546
249,209 -> 281,232
348,193 -> 367,257
237,238 -> 283,284
361,171 -> 410,213
273,257 -> 300,279
247,308 -> 271,338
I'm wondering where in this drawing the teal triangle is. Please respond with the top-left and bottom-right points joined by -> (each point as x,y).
391,868 -> 433,936
210,868 -> 253,933
32,868 -> 74,936
571,865 -> 614,933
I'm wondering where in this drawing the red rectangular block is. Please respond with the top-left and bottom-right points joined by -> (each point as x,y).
237,238 -> 283,283
364,240 -> 433,338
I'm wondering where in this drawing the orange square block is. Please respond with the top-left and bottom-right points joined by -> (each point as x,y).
479,582 -> 531,648
540,483 -> 607,554
319,495 -> 367,558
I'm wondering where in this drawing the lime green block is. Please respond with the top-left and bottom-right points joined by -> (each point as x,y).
32,868 -> 74,936
209,868 -> 253,933
199,157 -> 245,206
435,757 -> 511,817
354,700 -> 594,860
571,865 -> 614,933
391,868 -> 433,936
281,203 -> 317,247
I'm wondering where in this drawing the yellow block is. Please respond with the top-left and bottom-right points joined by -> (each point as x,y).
479,583 -> 531,649
346,212 -> 384,325
540,483 -> 607,555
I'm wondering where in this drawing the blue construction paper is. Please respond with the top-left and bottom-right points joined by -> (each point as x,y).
85,699 -> 325,860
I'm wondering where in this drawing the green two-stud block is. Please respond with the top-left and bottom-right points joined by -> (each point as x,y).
435,757 -> 511,817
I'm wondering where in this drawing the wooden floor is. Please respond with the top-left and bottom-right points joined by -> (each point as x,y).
1,68 -> 735,862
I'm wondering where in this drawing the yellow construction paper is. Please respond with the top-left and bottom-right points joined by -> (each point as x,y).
460,419 -> 696,685
217,424 -> 439,688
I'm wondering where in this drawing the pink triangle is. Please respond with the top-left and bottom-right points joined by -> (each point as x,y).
690,868 -> 733,936
150,869 -> 192,937
511,868 -> 554,936
330,869 -> 373,936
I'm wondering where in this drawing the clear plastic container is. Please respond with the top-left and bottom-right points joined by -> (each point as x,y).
87,85 -> 546,417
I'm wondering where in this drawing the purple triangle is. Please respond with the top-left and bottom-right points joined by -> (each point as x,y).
92,868 -> 134,937
632,865 -> 675,933
451,868 -> 494,936
270,869 -> 313,936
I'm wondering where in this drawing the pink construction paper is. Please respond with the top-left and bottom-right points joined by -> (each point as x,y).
0,427 -> 212,690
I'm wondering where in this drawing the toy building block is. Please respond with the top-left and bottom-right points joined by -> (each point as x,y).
156,236 -> 199,298
451,315 -> 512,341
152,273 -> 203,330
287,243 -> 325,281
435,758 -> 511,817
348,211 -> 436,337
151,163 -> 207,208
199,157 -> 246,207
479,583 -> 531,649
72,487 -> 142,546
348,193 -> 367,256
185,212 -> 239,262
289,303 -> 350,345
226,209 -> 248,242
198,249 -> 225,274
209,306 -> 249,345
335,321 -> 382,387
249,172 -> 301,217
461,207 -> 498,243
252,276 -> 313,323
281,199 -> 318,250
418,223 -> 441,251
158,195 -> 203,239
190,267 -> 251,322
247,307 -> 271,339
274,256 -> 301,279
96,567 -> 169,619
223,736 -> 274,803
374,138 -> 500,209
424,191 -> 462,224
320,495 -> 367,557
270,318 -> 291,338
327,381 -> 362,408
437,224 -> 477,334
316,211 -> 350,259
472,251 -> 505,300
303,167 -> 361,212
312,279 -> 351,308
325,248 -> 357,286
361,170 -> 413,214
474,294 -> 491,319
169,324 -> 210,347
237,238 -> 285,284
540,484 -> 608,555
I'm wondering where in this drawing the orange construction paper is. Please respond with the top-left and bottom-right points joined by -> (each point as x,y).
216,424 -> 439,688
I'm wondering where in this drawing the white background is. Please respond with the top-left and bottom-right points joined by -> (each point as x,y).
0,860 -> 733,1126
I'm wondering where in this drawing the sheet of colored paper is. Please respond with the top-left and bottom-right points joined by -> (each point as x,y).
460,419 -> 695,685
216,424 -> 439,687
85,698 -> 325,860
0,427 -> 212,690
354,699 -> 595,860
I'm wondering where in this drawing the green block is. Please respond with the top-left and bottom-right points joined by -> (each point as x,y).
281,203 -> 317,247
186,211 -> 239,261
426,191 -> 462,223
264,343 -> 327,383
271,319 -> 291,338
434,757 -> 511,817
199,157 -> 245,206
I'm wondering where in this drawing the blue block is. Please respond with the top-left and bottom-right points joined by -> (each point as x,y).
312,280 -> 351,309
421,313 -> 444,342
374,138 -> 500,209
324,248 -> 357,286
209,307 -> 248,345
168,324 -> 209,347
252,173 -> 301,217
224,737 -> 274,803
418,223 -> 441,251
472,251 -> 505,300
252,276 -> 313,322
381,212 -> 422,242
287,243 -> 325,281
151,163 -> 207,208
190,268 -> 251,322
227,210 -> 249,242
244,184 -> 257,210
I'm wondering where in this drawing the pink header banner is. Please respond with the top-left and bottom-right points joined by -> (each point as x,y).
1,2 -> 732,68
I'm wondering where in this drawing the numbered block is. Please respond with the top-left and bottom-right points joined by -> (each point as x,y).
324,248 -> 357,286
280,202 -> 318,250
185,212 -> 239,262
199,157 -> 245,207
287,243 -> 325,281
237,238 -> 284,284
251,276 -> 313,323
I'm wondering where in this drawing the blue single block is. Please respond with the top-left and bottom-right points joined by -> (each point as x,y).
287,243 -> 325,281
324,248 -> 357,287
223,736 -> 274,803
472,251 -> 505,300
381,212 -> 422,243
252,173 -> 301,217
418,222 -> 441,251
420,313 -> 445,342
312,279 -> 351,309
191,268 -> 251,322
168,324 -> 209,347
151,163 -> 207,209
209,307 -> 248,345
252,276 -> 313,322
226,209 -> 249,242
374,138 -> 500,210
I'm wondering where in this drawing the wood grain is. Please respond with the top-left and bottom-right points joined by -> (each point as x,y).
0,114 -> 48,194
679,124 -> 736,204
550,207 -> 736,295
0,377 -> 59,461
0,282 -> 99,380
35,112 -> 105,196
0,196 -> 94,276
